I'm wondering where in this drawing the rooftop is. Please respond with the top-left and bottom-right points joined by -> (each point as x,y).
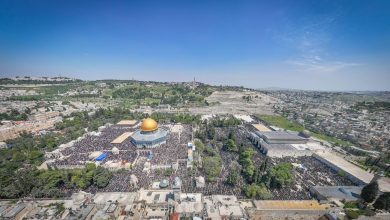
175,194 -> 203,213
311,186 -> 362,201
262,142 -> 296,151
116,120 -> 138,126
259,131 -> 308,141
252,123 -> 272,132
111,132 -> 133,144
314,151 -> 390,192
253,200 -> 329,210
204,195 -> 244,218
2,204 -> 25,218
66,204 -> 95,220
0,205 -> 9,216
105,203 -> 117,213
138,190 -> 173,204
93,192 -> 136,205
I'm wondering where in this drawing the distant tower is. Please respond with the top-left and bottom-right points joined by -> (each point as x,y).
192,77 -> 196,88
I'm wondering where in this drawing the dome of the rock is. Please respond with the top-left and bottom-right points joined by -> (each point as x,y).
140,118 -> 158,132
131,118 -> 167,148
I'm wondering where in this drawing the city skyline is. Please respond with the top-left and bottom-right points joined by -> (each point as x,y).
1,0 -> 390,91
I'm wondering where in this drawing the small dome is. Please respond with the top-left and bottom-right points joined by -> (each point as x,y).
112,147 -> 119,154
299,130 -> 311,138
159,179 -> 169,188
130,174 -> 138,184
140,118 -> 158,132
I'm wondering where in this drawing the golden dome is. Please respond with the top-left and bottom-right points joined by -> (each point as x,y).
140,118 -> 158,132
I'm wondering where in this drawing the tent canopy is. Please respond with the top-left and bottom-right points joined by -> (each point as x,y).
96,153 -> 108,161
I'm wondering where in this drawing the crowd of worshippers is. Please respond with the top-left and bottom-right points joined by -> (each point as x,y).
49,125 -> 138,166
85,124 -> 193,193
61,125 -> 137,156
87,161 -> 148,193
137,125 -> 191,166
273,156 -> 356,186
269,156 -> 356,200
180,146 -> 355,200
49,123 -> 193,167
179,150 -> 247,198
83,144 -> 355,199
151,133 -> 188,165
87,158 -> 187,193
179,154 -> 356,200
53,122 -> 358,200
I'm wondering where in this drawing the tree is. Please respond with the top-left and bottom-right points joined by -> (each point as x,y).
28,150 -> 44,163
194,140 -> 205,152
93,167 -> 112,188
20,113 -> 28,120
226,169 -> 239,186
239,148 -> 255,181
24,107 -> 31,114
345,210 -> 360,219
244,184 -> 258,198
361,181 -> 379,203
260,158 -> 270,173
94,175 -> 110,188
244,184 -> 272,199
243,163 -> 255,181
338,170 -> 346,177
203,156 -> 222,182
373,192 -> 390,211
12,152 -> 26,162
256,185 -> 272,199
239,149 -> 254,163
225,139 -> 238,152
85,163 -> 96,172
76,178 -> 88,189
253,166 -> 266,185
164,168 -> 174,176
85,172 -> 94,186
2,184 -> 21,198
206,125 -> 215,139
269,163 -> 293,188
228,132 -> 236,142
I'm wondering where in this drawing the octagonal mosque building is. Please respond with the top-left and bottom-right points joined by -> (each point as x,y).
130,118 -> 168,148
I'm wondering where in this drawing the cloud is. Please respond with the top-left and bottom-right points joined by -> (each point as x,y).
286,56 -> 362,73
274,9 -> 363,74
275,13 -> 336,55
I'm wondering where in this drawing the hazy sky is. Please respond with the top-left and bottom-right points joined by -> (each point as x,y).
1,0 -> 389,91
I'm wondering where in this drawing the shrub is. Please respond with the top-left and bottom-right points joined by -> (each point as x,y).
345,210 -> 360,219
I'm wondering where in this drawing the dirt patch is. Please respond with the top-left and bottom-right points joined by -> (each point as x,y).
189,90 -> 279,115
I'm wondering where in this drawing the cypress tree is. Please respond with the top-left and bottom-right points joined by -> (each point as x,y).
361,180 -> 379,203
373,192 -> 390,211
